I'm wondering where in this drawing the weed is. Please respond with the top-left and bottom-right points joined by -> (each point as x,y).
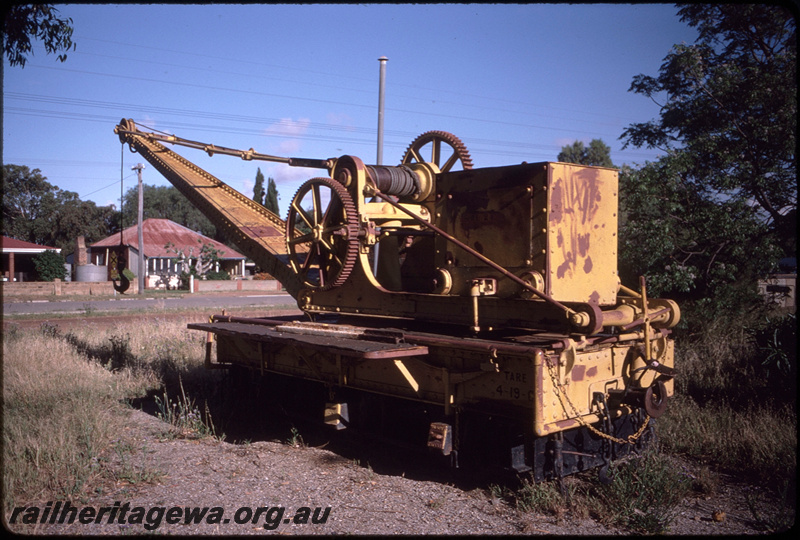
154,377 -> 219,440
286,426 -> 305,448
112,440 -> 164,485
515,478 -> 571,517
2,333 -> 125,511
657,394 -> 796,485
39,321 -> 60,338
425,496 -> 446,510
592,451 -> 690,534
3,324 -> 21,342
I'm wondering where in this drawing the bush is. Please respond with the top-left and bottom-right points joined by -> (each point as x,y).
32,250 -> 66,281
750,313 -> 797,403
204,269 -> 231,280
592,452 -> 691,534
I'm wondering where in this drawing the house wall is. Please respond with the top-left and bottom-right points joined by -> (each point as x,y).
757,274 -> 797,309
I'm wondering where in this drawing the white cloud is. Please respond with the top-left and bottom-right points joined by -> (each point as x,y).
241,178 -> 254,196
263,118 -> 312,156
326,112 -> 356,132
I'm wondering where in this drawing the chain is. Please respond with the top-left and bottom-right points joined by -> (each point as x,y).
546,359 -> 650,445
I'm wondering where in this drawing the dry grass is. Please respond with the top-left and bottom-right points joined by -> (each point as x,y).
3,331 -> 130,509
2,318 -> 221,513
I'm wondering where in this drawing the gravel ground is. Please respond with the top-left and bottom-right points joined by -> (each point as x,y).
10,408 -> 780,536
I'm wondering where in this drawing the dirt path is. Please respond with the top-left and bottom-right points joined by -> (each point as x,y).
8,406 -> 777,536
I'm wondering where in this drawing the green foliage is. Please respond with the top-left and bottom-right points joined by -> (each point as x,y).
204,269 -> 231,281
265,177 -> 280,216
253,168 -> 265,205
2,164 -> 117,254
619,4 -> 795,327
621,4 -> 796,254
593,452 -> 691,534
2,4 -> 75,68
618,156 -> 781,325
32,250 -> 66,281
558,139 -> 614,167
750,313 -> 797,403
122,184 -> 216,239
253,168 -> 281,216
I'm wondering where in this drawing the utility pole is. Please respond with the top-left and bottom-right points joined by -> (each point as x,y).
377,56 -> 388,165
373,56 -> 388,278
132,163 -> 146,295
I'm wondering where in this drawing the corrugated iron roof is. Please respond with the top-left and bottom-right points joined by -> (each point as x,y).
90,219 -> 245,260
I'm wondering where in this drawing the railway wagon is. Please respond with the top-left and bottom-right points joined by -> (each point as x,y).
115,119 -> 678,479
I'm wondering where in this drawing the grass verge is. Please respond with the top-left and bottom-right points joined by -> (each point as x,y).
2,318 -> 222,515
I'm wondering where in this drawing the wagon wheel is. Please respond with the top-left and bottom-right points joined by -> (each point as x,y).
401,130 -> 473,172
286,177 -> 359,291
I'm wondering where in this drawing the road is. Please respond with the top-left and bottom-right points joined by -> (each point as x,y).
2,292 -> 298,316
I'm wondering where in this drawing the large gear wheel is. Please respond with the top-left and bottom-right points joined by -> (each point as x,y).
401,131 -> 473,172
286,177 -> 359,291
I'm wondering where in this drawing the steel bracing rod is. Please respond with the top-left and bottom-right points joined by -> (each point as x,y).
115,123 -> 332,170
367,187 -> 578,318
115,125 -> 303,297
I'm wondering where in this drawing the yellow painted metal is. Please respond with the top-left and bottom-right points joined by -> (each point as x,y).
206,317 -> 674,439
546,163 -> 620,304
532,335 -> 675,437
115,119 -> 304,297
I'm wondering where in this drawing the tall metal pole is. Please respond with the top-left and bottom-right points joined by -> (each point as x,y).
377,56 -> 388,165
373,56 -> 389,278
132,163 -> 146,295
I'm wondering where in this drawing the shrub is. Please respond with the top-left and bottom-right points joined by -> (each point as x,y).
204,269 -> 231,280
592,452 -> 691,534
32,249 -> 66,281
750,313 -> 797,403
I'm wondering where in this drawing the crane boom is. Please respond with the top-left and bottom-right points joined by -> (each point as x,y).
114,118 -> 303,298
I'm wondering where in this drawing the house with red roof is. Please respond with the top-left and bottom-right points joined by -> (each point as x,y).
1,237 -> 62,282
90,218 -> 246,288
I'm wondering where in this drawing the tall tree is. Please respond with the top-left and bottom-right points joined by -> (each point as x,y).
264,177 -> 280,216
618,4 -> 796,318
558,139 -> 614,167
2,4 -> 75,67
121,184 -> 216,239
2,164 -> 117,253
253,168 -> 265,206
618,157 -> 780,307
621,4 -> 796,240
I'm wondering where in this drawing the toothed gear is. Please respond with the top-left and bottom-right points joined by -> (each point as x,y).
401,131 -> 473,172
285,177 -> 359,291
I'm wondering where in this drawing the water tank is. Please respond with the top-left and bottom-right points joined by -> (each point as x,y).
75,264 -> 108,282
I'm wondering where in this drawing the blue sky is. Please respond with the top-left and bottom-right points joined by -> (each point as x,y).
3,3 -> 698,211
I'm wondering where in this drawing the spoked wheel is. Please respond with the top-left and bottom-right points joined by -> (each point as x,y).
401,130 -> 473,172
286,177 -> 359,291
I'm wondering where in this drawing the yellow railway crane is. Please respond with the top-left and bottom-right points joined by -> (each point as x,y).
115,118 -> 679,480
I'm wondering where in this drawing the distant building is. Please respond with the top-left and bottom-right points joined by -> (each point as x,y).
1,236 -> 62,282
90,219 -> 246,288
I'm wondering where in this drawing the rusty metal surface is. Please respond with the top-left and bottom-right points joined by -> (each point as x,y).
91,218 -> 245,259
189,321 -> 429,359
546,163 -> 619,305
